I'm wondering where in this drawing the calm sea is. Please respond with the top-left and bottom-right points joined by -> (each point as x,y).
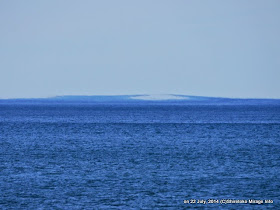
0,104 -> 280,209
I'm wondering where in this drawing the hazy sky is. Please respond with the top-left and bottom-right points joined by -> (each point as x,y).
1,0 -> 280,98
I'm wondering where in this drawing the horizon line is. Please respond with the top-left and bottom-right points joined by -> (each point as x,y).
1,94 -> 280,100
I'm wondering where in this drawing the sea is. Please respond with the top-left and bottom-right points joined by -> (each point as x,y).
0,103 -> 279,209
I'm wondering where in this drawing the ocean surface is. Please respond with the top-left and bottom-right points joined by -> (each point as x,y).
0,103 -> 279,209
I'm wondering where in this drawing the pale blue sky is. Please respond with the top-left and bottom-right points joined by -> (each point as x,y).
0,0 -> 280,98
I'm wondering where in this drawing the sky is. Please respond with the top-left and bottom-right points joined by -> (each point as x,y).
0,0 -> 280,99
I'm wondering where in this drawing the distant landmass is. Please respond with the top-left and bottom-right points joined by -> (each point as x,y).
1,94 -> 280,105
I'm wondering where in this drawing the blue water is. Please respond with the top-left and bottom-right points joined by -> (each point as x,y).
0,104 -> 280,209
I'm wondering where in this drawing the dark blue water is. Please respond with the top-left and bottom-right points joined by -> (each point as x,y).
0,104 -> 279,209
